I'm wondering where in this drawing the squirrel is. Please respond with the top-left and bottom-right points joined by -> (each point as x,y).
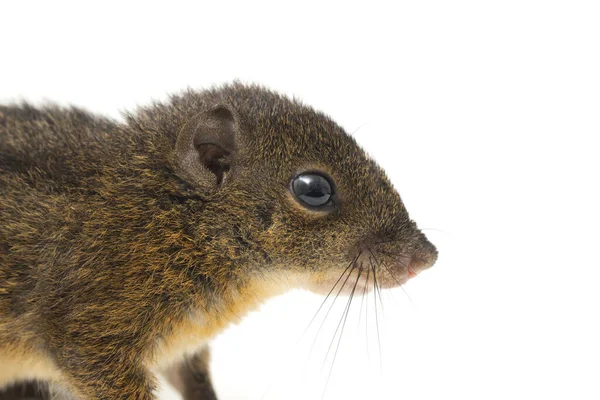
0,82 -> 438,400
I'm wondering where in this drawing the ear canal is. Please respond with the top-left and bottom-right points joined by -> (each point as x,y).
175,104 -> 238,191
196,143 -> 230,185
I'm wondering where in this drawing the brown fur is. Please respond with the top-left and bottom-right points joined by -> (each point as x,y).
0,83 -> 437,399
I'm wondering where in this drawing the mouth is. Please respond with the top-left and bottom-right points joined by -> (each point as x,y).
313,260 -> 415,296
350,247 -> 436,287
353,268 -> 412,292
307,240 -> 437,295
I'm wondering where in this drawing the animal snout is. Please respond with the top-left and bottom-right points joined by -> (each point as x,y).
408,236 -> 438,276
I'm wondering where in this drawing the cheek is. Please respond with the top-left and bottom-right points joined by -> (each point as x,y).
261,227 -> 343,267
263,203 -> 358,267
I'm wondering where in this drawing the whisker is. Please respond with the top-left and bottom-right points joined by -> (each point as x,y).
369,256 -> 384,313
365,268 -> 370,360
357,267 -> 370,329
351,122 -> 369,136
376,249 -> 411,267
372,260 -> 383,372
322,266 -> 362,368
357,266 -> 370,360
300,254 -> 359,342
368,248 -> 405,288
309,256 -> 359,356
321,266 -> 363,399
260,256 -> 359,400
399,284 -> 413,303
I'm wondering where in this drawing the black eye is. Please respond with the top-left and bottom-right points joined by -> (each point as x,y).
292,173 -> 334,208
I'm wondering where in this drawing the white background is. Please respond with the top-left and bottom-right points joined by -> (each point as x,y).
2,1 -> 599,399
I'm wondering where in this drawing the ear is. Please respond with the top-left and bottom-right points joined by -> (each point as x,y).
175,104 -> 239,191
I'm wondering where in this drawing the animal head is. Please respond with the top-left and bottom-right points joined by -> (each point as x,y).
135,83 -> 437,297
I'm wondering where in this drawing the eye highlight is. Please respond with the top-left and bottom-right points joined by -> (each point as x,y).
292,172 -> 334,208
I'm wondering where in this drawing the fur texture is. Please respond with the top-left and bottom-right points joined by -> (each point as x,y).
0,83 -> 437,399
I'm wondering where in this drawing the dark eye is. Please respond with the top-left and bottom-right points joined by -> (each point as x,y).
292,173 -> 334,208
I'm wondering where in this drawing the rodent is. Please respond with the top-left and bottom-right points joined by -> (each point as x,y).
0,82 -> 438,400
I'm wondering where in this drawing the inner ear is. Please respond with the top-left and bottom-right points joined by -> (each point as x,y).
175,104 -> 239,190
196,143 -> 230,185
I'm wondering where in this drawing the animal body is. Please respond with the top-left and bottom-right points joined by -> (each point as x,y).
0,83 -> 437,399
